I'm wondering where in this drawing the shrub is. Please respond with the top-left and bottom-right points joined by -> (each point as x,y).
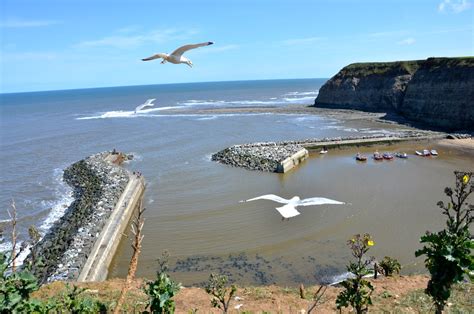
415,171 -> 473,314
336,233 -> 375,313
144,251 -> 181,314
379,256 -> 401,276
205,273 -> 237,313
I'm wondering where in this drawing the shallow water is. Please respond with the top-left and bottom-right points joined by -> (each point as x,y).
1,79 -> 472,285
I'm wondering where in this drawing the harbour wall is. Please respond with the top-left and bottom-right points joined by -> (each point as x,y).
27,151 -> 144,283
212,133 -> 454,173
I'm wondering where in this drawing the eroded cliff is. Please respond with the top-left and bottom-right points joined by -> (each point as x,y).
314,57 -> 474,130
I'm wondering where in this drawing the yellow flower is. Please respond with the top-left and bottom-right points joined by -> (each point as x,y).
367,240 -> 375,247
463,175 -> 470,185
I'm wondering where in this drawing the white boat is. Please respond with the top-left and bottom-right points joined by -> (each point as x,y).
415,151 -> 422,156
423,149 -> 430,156
430,149 -> 438,156
320,149 -> 328,154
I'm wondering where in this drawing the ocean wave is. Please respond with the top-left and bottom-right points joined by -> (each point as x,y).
39,167 -> 74,234
282,96 -> 315,103
284,91 -> 319,96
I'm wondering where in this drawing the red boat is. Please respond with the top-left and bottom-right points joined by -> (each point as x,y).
373,152 -> 383,161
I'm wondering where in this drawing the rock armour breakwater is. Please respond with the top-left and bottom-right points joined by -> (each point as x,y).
27,152 -> 131,283
212,143 -> 308,173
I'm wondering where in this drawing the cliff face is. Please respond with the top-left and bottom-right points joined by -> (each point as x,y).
314,57 -> 474,130
400,58 -> 474,130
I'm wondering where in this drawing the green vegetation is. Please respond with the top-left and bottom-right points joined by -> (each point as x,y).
415,171 -> 473,314
336,233 -> 375,313
379,256 -> 401,276
341,60 -> 423,77
205,273 -> 237,313
144,251 -> 181,314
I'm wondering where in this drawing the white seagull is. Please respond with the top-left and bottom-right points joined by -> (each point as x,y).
241,194 -> 345,219
142,42 -> 214,67
135,98 -> 156,113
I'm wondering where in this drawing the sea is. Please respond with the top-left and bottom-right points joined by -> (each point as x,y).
1,79 -> 472,285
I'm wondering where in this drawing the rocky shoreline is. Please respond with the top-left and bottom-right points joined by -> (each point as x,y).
27,152 -> 132,283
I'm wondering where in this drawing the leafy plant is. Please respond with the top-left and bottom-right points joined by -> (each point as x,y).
205,273 -> 237,313
415,171 -> 473,314
0,252 -> 40,312
54,283 -> 106,314
144,251 -> 181,314
336,233 -> 375,313
379,256 -> 401,276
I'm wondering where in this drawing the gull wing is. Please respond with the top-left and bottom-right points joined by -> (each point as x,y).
142,53 -> 167,61
170,42 -> 214,57
296,197 -> 345,207
245,194 -> 290,204
275,204 -> 301,218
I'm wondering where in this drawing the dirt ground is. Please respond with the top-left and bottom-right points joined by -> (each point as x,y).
34,275 -> 436,313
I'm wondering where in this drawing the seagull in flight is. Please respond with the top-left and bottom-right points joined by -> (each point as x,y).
241,194 -> 345,220
142,42 -> 214,67
135,98 -> 156,113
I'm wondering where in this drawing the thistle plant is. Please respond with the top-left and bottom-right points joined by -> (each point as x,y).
336,233 -> 375,313
415,171 -> 473,314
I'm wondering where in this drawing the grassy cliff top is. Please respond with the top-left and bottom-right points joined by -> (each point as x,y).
341,60 -> 424,77
340,57 -> 474,77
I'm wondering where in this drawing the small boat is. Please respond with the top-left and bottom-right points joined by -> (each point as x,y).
415,151 -> 423,156
320,149 -> 328,154
423,149 -> 431,157
383,152 -> 394,160
373,152 -> 383,161
356,153 -> 367,161
430,149 -> 438,156
395,152 -> 408,159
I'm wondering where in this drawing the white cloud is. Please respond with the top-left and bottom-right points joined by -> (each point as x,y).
438,0 -> 472,13
281,37 -> 325,45
75,28 -> 199,49
0,18 -> 60,28
397,38 -> 416,45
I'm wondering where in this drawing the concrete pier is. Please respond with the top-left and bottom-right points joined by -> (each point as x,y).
78,171 -> 145,282
277,148 -> 309,173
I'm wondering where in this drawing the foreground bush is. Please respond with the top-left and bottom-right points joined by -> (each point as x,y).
415,171 -> 473,314
379,256 -> 401,277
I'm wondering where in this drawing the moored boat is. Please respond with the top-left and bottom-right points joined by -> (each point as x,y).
373,152 -> 383,160
395,152 -> 408,159
415,151 -> 422,156
356,153 -> 367,161
423,149 -> 431,156
383,152 -> 394,160
430,149 -> 438,156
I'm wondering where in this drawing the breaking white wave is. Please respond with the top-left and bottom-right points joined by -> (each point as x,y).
284,90 -> 319,96
38,168 -> 74,234
0,167 -> 74,266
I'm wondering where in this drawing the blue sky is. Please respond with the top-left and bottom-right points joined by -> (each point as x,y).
1,0 -> 473,93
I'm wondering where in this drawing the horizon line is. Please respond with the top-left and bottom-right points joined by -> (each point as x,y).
0,77 -> 329,95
